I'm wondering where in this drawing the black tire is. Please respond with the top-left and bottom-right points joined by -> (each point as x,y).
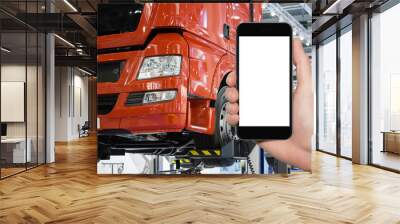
193,86 -> 234,149
98,141 -> 111,161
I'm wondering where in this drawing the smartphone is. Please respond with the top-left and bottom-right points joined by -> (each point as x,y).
236,23 -> 292,140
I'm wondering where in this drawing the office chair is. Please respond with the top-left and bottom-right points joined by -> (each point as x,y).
79,121 -> 90,138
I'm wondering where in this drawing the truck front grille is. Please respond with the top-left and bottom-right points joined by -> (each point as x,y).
125,92 -> 145,106
97,61 -> 125,83
98,94 -> 119,115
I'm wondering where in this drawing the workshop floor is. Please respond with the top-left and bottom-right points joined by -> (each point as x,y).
0,136 -> 400,223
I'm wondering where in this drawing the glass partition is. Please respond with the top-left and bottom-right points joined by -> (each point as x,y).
0,1 -> 46,179
0,9 -> 28,177
317,36 -> 337,154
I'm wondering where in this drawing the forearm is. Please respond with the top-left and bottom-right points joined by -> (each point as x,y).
258,140 -> 311,171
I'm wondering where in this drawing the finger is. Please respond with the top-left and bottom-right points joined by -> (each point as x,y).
225,87 -> 239,103
227,103 -> 239,115
293,39 -> 312,90
226,71 -> 236,87
227,114 -> 239,126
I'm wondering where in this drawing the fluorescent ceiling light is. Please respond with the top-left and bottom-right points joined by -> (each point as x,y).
63,0 -> 78,12
54,34 -> 75,48
323,0 -> 354,15
323,0 -> 341,14
78,67 -> 93,76
1,47 -> 11,53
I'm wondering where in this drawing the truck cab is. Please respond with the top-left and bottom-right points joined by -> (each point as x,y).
97,3 -> 262,167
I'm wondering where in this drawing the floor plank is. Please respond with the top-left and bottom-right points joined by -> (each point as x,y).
1,136 -> 400,223
373,151 -> 400,171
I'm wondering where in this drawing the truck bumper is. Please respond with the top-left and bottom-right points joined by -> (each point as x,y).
98,79 -> 188,133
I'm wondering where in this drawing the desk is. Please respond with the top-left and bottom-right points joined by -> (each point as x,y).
382,131 -> 400,154
1,138 -> 31,163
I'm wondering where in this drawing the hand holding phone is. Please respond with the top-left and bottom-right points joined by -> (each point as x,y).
236,23 -> 293,140
226,38 -> 313,171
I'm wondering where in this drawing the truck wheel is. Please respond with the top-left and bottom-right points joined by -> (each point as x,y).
193,86 -> 234,149
98,141 -> 111,161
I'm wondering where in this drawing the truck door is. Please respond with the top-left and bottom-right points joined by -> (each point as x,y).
226,3 -> 250,54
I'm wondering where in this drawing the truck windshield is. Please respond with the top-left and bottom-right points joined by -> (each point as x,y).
98,4 -> 144,36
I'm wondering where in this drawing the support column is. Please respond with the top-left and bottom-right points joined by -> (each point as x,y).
352,14 -> 369,164
46,0 -> 55,163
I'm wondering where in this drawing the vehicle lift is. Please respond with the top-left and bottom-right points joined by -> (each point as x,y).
98,137 -> 289,175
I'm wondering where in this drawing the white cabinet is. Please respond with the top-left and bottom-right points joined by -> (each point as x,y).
1,138 -> 31,163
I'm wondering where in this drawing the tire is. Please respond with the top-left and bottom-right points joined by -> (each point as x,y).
193,86 -> 235,149
98,141 -> 111,161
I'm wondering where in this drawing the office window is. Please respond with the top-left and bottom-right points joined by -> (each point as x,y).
339,27 -> 352,158
371,3 -> 400,171
318,36 -> 337,154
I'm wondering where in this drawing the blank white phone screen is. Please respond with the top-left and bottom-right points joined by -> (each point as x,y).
239,36 -> 290,127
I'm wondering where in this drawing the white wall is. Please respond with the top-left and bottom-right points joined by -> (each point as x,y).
55,67 -> 89,141
72,73 -> 89,138
1,63 -> 46,164
55,67 -> 69,141
1,82 -> 25,122
1,65 -> 33,138
1,65 -> 26,147
1,65 -> 26,137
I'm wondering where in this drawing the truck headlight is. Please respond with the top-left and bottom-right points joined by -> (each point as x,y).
137,55 -> 181,80
143,90 -> 176,104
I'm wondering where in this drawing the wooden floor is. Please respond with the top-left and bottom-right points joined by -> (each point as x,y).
1,136 -> 400,223
373,151 -> 400,171
0,167 -> 26,178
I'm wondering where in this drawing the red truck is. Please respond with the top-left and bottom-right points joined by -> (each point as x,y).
97,3 -> 262,167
